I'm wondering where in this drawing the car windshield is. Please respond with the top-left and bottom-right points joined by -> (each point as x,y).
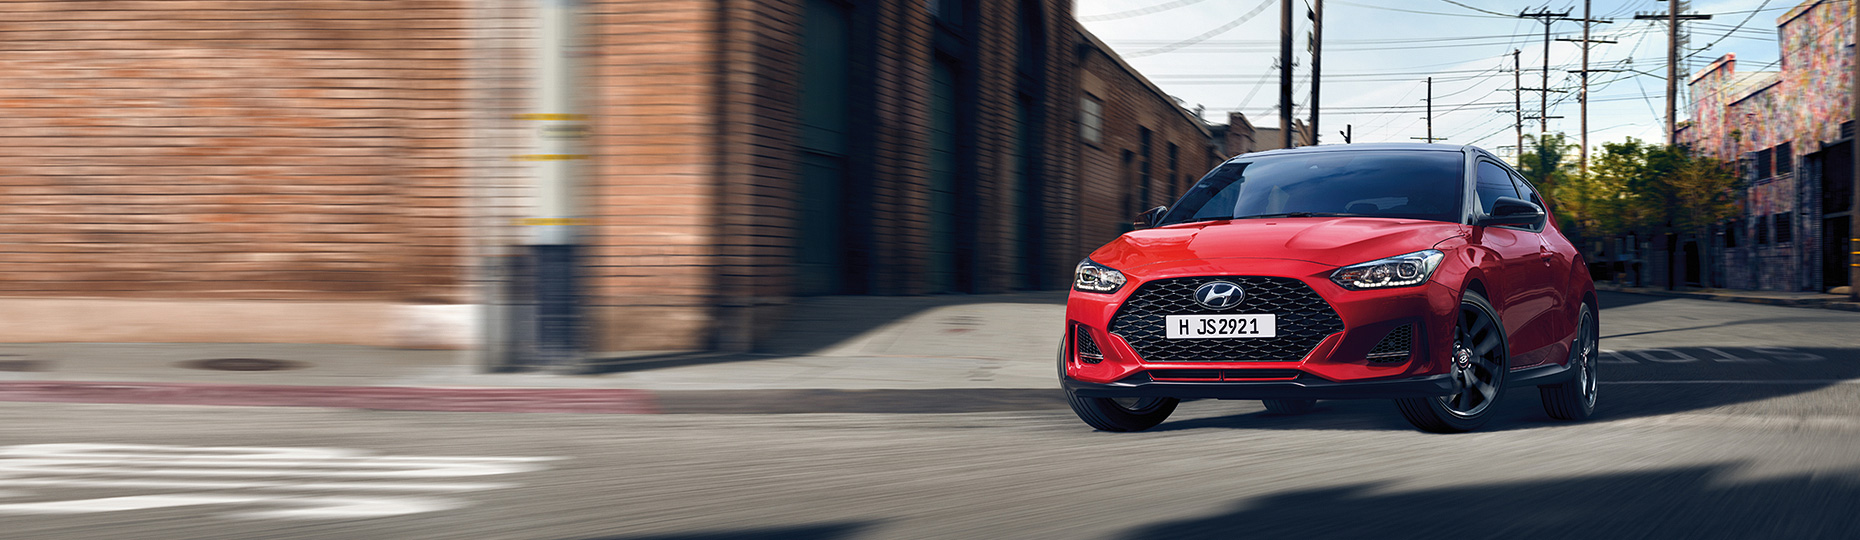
1159,150 -> 1465,225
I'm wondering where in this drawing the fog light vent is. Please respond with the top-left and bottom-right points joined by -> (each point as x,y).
1366,325 -> 1413,363
1075,325 -> 1104,364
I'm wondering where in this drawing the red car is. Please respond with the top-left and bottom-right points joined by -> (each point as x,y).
1062,143 -> 1599,433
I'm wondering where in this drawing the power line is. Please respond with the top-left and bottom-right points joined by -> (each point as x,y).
1684,0 -> 1778,58
1437,0 -> 1512,17
1078,0 -> 1214,22
1125,0 -> 1275,58
1328,0 -> 1510,19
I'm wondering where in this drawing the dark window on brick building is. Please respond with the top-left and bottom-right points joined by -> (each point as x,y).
929,0 -> 964,26
1138,127 -> 1153,208
1754,148 -> 1773,179
1723,219 -> 1738,248
1080,96 -> 1103,144
1757,217 -> 1770,245
1775,142 -> 1792,174
1773,212 -> 1792,244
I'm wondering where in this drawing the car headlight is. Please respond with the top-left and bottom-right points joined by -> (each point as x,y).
1330,250 -> 1444,290
1074,259 -> 1127,293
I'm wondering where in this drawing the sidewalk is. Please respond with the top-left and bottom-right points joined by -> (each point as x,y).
1594,283 -> 1860,312
0,292 -> 1072,414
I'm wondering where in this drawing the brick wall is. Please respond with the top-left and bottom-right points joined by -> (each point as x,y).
0,0 -> 473,302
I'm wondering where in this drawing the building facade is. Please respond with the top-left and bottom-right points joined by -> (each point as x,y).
1682,0 -> 1854,293
0,0 -> 1228,353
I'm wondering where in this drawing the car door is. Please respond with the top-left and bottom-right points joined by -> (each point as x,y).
1470,159 -> 1555,367
1509,172 -> 1572,362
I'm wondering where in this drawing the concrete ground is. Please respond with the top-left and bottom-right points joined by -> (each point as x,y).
0,291 -> 1857,538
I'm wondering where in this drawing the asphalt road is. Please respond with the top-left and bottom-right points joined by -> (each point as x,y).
2,292 -> 1858,539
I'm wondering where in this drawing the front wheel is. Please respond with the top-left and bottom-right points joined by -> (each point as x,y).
1067,392 -> 1179,432
1395,289 -> 1508,433
1540,302 -> 1599,420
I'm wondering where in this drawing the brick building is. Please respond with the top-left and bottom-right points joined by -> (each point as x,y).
1681,0 -> 1853,293
0,0 -> 1221,354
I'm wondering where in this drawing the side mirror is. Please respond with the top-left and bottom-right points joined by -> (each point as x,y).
1132,206 -> 1168,230
1478,196 -> 1545,227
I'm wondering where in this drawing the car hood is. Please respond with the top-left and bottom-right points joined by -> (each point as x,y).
1090,217 -> 1468,270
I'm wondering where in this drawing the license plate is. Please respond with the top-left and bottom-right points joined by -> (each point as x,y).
1164,314 -> 1276,339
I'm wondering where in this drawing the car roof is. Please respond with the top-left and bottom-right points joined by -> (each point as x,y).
1225,142 -> 1491,163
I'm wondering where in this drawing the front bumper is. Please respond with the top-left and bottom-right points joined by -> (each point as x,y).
1064,258 -> 1461,393
1063,372 -> 1456,400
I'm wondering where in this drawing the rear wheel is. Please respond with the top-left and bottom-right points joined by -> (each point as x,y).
1540,302 -> 1599,420
1066,393 -> 1179,432
1261,399 -> 1316,414
1395,289 -> 1507,433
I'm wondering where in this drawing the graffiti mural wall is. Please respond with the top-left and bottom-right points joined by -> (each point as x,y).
1684,0 -> 1853,291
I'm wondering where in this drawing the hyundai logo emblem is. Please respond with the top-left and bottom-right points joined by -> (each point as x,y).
1194,281 -> 1245,310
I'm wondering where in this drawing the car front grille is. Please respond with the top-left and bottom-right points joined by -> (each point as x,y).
1108,276 -> 1344,363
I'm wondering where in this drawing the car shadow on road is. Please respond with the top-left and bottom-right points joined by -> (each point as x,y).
1156,346 -> 1860,433
579,291 -> 1065,375
571,521 -> 871,540
1113,463 -> 1860,539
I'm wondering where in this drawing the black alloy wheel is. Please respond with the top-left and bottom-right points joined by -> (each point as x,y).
1395,289 -> 1508,433
1540,302 -> 1599,420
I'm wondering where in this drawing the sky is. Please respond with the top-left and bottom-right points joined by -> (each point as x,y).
1074,0 -> 1800,158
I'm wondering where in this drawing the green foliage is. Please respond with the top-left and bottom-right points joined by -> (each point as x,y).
1555,136 -> 1742,241
1517,133 -> 1573,196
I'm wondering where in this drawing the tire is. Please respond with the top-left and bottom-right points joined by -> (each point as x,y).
1060,341 -> 1180,432
1262,399 -> 1317,414
1395,289 -> 1508,433
1067,392 -> 1179,432
1540,302 -> 1599,421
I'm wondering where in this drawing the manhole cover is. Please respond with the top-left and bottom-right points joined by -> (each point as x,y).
180,358 -> 307,372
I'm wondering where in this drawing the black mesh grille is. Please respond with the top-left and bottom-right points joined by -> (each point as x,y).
1109,276 -> 1344,362
1075,326 -> 1104,363
1367,325 -> 1413,362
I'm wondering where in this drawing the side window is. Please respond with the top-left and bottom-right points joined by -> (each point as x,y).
1474,160 -> 1519,215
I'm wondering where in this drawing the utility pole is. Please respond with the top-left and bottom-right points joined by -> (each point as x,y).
1852,0 -> 1860,300
1411,77 -> 1447,143
1560,1 -> 1616,180
1309,0 -> 1322,145
1636,1 -> 1711,144
1514,49 -> 1523,166
1519,9 -> 1571,134
512,0 -> 587,371
1280,0 -> 1294,148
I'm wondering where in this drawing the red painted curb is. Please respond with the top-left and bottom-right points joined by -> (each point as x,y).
0,381 -> 660,414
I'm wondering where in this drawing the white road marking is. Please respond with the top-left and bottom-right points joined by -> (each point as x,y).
1600,380 -> 1860,385
0,444 -> 558,520
1596,347 -> 1830,365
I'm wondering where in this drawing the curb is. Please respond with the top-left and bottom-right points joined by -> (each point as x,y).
0,382 -> 1069,415
1597,285 -> 1858,311
0,382 -> 659,414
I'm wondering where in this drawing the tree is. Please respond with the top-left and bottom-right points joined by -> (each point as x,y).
1517,133 -> 1574,204
1561,137 -> 1741,288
